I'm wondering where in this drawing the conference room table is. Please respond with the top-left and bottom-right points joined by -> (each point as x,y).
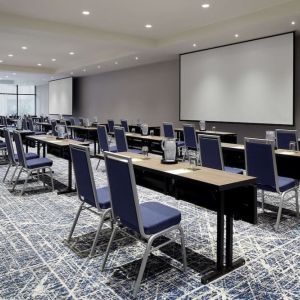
68,125 -> 98,156
104,151 -> 257,283
221,142 -> 300,179
175,128 -> 238,144
26,135 -> 90,194
36,121 -> 52,132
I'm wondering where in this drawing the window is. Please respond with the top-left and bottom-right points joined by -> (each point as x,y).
0,84 -> 36,116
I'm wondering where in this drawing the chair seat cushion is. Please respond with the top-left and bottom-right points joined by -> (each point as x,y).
96,187 -> 111,209
224,166 -> 243,175
129,148 -> 143,154
14,152 -> 39,161
26,157 -> 53,169
176,141 -> 185,147
34,132 -> 46,135
278,176 -> 297,192
140,202 -> 181,235
0,142 -> 6,148
74,137 -> 85,142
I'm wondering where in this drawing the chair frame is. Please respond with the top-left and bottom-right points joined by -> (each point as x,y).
183,124 -> 199,164
275,129 -> 299,150
114,126 -> 129,152
245,137 -> 299,230
11,131 -> 54,195
96,125 -> 111,170
3,129 -> 18,184
120,119 -> 129,132
107,119 -> 115,133
68,145 -> 112,257
101,152 -> 187,298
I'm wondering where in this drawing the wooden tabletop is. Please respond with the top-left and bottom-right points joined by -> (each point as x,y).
175,128 -> 237,136
125,132 -> 164,142
114,152 -> 255,189
68,125 -> 97,131
26,135 -> 90,147
36,122 -> 52,126
222,142 -> 300,158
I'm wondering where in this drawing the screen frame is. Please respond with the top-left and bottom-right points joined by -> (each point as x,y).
48,76 -> 73,116
179,31 -> 295,126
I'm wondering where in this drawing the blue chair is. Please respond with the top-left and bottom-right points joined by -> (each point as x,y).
183,124 -> 199,163
275,129 -> 298,150
22,118 -> 28,130
163,122 -> 185,153
120,119 -> 129,132
245,138 -> 299,230
28,118 -> 45,135
101,152 -> 187,297
68,145 -> 112,257
69,117 -> 76,125
96,125 -> 117,170
3,129 -> 39,183
107,119 -> 115,133
198,134 -> 243,174
114,126 -> 142,154
12,131 -> 54,195
51,120 -> 57,136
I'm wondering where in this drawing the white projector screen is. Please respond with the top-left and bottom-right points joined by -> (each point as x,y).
180,33 -> 294,125
49,77 -> 73,115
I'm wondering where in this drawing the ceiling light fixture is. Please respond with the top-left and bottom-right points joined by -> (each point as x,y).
97,65 -> 101,69
8,54 -> 13,57
291,21 -> 296,25
235,34 -> 239,38
82,11 -> 90,15
135,56 -> 139,60
21,46 -> 28,50
193,43 -> 197,47
0,60 -> 3,63
69,51 -> 75,55
114,61 -> 118,65
83,69 -> 86,72
51,58 -> 56,62
202,4 -> 210,8
70,72 -> 74,75
145,24 -> 152,28
37,63 -> 42,66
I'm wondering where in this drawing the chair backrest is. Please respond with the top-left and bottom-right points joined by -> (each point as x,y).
120,119 -> 129,132
107,119 -> 115,133
79,118 -> 84,126
28,118 -> 34,131
183,124 -> 197,150
70,145 -> 100,209
163,122 -> 175,138
51,120 -> 57,136
3,129 -> 15,164
244,138 -> 278,192
69,117 -> 75,125
3,117 -> 8,127
60,120 -> 67,126
13,131 -> 27,168
22,118 -> 28,130
114,126 -> 128,152
97,125 -> 110,152
275,129 -> 298,150
104,152 -> 144,236
198,134 -> 223,170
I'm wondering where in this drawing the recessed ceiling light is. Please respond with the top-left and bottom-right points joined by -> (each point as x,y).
37,63 -> 42,66
83,69 -> 86,72
21,46 -> 28,50
193,43 -> 197,47
8,54 -> 13,57
70,72 -> 74,75
145,24 -> 152,28
114,61 -> 118,65
202,4 -> 210,8
51,58 -> 56,62
0,60 -> 3,63
135,56 -> 139,60
69,51 -> 75,55
82,11 -> 90,15
291,21 -> 296,25
97,65 -> 101,69
235,34 -> 239,38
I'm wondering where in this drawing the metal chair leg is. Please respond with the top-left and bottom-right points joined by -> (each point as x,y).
21,171 -> 31,195
133,237 -> 155,298
261,190 -> 265,213
67,203 -> 84,242
275,192 -> 285,230
89,210 -> 110,257
12,167 -> 23,191
101,225 -> 118,271
3,164 -> 11,182
295,188 -> 299,219
96,159 -> 101,170
10,165 -> 18,184
178,225 -> 187,272
48,167 -> 54,191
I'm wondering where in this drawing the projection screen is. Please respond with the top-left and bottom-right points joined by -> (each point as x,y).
49,77 -> 73,115
180,33 -> 294,125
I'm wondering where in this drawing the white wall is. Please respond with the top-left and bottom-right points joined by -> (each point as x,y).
36,83 -> 49,116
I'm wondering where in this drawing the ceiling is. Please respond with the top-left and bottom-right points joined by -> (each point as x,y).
0,0 -> 299,85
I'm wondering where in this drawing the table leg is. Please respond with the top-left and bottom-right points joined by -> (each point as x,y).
57,157 -> 76,195
94,140 -> 97,156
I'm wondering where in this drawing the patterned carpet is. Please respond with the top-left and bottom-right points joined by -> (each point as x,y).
0,145 -> 299,300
